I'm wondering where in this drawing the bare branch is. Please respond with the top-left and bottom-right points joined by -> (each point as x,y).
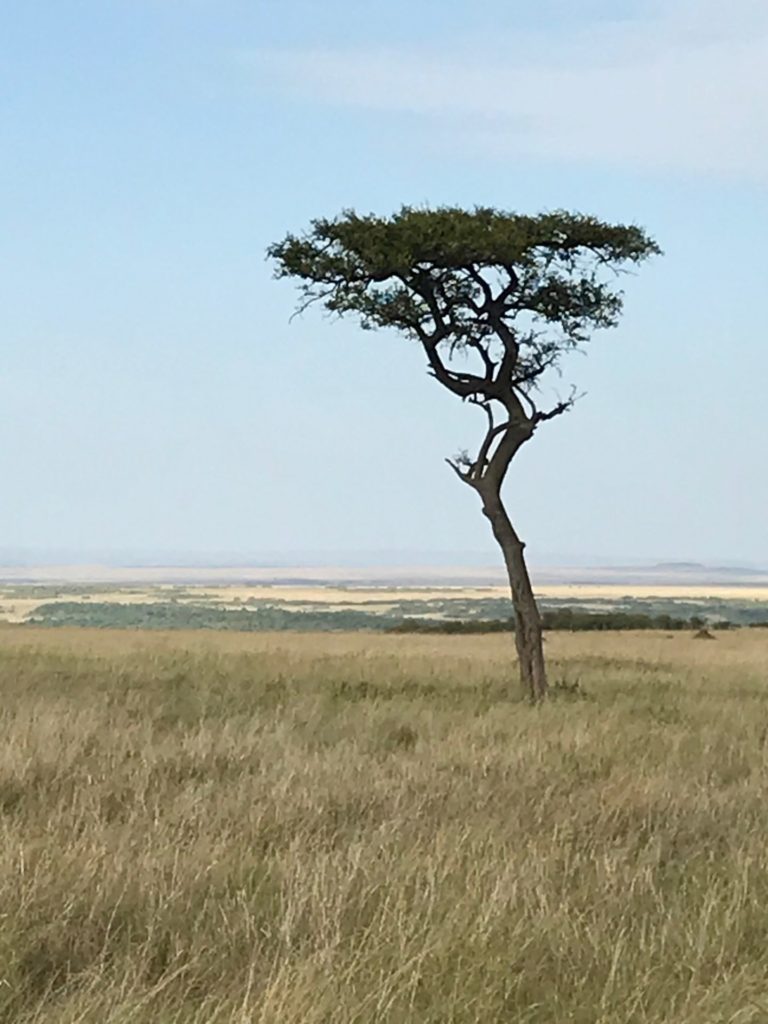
465,266 -> 494,310
425,346 -> 491,399
497,264 -> 521,305
288,286 -> 335,322
516,389 -> 538,419
445,456 -> 475,486
465,337 -> 496,380
481,422 -> 535,491
532,386 -> 583,423
488,320 -> 521,401
472,420 -> 510,481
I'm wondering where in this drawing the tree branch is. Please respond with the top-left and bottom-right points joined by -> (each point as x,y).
482,419 -> 535,490
497,264 -> 521,305
532,386 -> 582,424
472,419 -> 509,481
465,337 -> 496,380
445,456 -> 474,485
287,286 -> 335,322
465,266 -> 494,311
425,345 -> 492,399
516,389 -> 538,419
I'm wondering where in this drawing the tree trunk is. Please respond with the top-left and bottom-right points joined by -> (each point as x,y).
480,489 -> 548,702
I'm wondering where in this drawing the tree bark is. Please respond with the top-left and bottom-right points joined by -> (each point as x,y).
479,488 -> 548,702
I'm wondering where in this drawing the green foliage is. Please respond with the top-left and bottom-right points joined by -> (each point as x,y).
387,618 -> 513,635
388,607 -> 731,634
27,600 -> 741,634
28,601 -> 396,632
269,205 -> 660,369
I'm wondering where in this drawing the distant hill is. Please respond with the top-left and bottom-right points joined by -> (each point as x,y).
653,562 -> 707,571
1,561 -> 767,587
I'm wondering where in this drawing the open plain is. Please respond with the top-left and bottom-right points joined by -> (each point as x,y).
2,625 -> 768,1022
3,582 -> 768,626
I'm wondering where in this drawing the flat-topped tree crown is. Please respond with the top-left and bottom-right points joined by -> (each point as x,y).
269,204 -> 658,343
269,206 -> 660,702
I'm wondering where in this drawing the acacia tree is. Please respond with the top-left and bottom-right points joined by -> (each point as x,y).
268,207 -> 659,701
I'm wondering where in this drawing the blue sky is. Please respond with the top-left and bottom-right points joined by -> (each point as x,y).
2,0 -> 767,566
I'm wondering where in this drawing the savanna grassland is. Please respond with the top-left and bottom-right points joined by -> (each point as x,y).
2,626 -> 768,1023
4,582 -> 768,632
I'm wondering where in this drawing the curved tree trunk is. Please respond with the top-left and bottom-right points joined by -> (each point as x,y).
480,488 -> 548,703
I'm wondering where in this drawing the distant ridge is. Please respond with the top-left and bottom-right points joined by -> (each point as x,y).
653,561 -> 767,576
653,561 -> 707,570
0,562 -> 766,588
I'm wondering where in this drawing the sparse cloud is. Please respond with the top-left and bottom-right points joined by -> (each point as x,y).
253,0 -> 768,180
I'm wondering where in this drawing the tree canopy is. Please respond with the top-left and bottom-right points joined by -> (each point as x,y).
271,207 -> 656,369
270,207 -> 659,478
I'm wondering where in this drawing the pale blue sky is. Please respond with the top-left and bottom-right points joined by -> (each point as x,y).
2,0 -> 767,566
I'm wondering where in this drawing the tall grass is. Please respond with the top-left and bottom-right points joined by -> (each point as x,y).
1,626 -> 768,1022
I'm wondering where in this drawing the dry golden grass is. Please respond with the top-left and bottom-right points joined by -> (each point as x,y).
0,592 -> 162,623
2,626 -> 768,1022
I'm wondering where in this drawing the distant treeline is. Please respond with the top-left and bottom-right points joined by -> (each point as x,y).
25,601 -> 739,633
27,602 -> 393,632
388,608 -> 733,634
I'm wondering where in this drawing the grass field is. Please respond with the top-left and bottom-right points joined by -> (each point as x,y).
2,625 -> 768,1022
